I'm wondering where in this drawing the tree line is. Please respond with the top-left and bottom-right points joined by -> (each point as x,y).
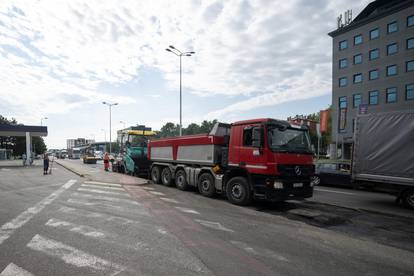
0,115 -> 47,156
157,120 -> 218,137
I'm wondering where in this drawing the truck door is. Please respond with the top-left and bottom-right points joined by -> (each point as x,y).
239,124 -> 268,174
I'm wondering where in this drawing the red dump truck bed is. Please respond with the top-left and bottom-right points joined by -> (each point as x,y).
148,134 -> 226,165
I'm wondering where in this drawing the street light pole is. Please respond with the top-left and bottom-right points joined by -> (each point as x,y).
166,45 -> 195,136
40,117 -> 48,126
102,102 -> 118,154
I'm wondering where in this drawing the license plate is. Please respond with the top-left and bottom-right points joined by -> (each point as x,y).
293,183 -> 303,188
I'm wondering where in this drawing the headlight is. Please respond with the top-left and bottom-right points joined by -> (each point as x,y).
273,182 -> 284,189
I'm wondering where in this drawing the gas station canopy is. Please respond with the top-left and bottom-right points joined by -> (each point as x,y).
0,125 -> 48,137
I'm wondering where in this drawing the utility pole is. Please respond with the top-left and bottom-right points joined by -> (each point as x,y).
102,102 -> 118,154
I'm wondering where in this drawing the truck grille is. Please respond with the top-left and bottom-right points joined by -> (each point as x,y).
277,164 -> 314,178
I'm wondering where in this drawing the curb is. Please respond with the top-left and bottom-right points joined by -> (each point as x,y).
55,161 -> 85,178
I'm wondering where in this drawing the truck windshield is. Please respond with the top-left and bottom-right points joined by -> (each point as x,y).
128,135 -> 147,147
267,126 -> 312,154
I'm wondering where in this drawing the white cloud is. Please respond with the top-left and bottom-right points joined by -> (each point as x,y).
0,0 -> 371,126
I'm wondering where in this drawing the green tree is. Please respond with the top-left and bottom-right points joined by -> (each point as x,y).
159,122 -> 180,137
183,123 -> 200,135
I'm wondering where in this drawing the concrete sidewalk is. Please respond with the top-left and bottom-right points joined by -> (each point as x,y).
54,158 -> 148,185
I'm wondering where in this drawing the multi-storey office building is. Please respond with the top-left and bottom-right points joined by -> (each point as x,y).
328,0 -> 414,159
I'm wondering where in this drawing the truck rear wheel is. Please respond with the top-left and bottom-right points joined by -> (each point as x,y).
402,189 -> 414,209
175,170 -> 188,191
151,166 -> 161,184
198,172 -> 215,197
161,167 -> 173,186
226,177 -> 252,206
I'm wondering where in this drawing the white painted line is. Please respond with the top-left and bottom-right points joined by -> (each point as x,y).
194,219 -> 234,232
0,180 -> 76,245
45,218 -> 105,238
67,199 -> 126,212
149,191 -> 165,196
0,263 -> 33,276
142,187 -> 154,190
314,188 -> 355,195
77,187 -> 128,197
84,181 -> 121,187
159,197 -> 179,204
58,206 -> 148,223
175,207 -> 200,215
81,184 -> 124,191
0,168 -> 11,172
71,192 -> 140,205
26,234 -> 126,275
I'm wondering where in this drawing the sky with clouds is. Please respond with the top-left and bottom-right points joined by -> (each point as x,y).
0,0 -> 371,148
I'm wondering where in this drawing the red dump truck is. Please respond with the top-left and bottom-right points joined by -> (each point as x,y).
148,118 -> 315,205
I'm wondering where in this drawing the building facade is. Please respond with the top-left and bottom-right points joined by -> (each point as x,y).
66,138 -> 95,150
328,0 -> 414,159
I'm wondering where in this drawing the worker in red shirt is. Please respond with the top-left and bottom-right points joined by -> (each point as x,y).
103,152 -> 110,171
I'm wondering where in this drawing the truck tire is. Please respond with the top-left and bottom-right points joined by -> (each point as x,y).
226,177 -> 252,206
161,167 -> 173,186
151,166 -> 161,184
402,188 -> 414,209
175,170 -> 188,191
198,172 -> 215,197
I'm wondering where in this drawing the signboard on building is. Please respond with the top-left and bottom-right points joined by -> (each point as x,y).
359,104 -> 368,114
339,108 -> 347,130
319,109 -> 329,133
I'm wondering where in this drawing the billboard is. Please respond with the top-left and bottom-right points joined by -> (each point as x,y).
319,109 -> 329,133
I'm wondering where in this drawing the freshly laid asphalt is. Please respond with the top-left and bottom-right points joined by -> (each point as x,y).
0,160 -> 413,275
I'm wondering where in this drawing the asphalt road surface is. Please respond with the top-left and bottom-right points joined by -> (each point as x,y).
0,162 -> 413,275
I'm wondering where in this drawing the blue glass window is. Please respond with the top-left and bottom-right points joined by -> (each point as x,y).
339,40 -> 348,50
369,70 -> 379,80
386,87 -> 397,103
408,38 -> 414,49
339,77 -> 347,87
353,94 -> 362,108
353,54 -> 362,64
339,58 -> 347,69
387,21 -> 398,33
408,15 -> 414,27
387,43 -> 398,55
369,49 -> 379,60
406,60 -> 414,72
354,35 -> 362,45
387,65 -> 397,76
339,96 -> 347,108
353,73 -> 362,83
370,28 -> 379,39
407,84 -> 414,100
369,91 -> 379,105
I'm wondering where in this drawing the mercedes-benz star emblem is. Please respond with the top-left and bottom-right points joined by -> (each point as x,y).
294,166 -> 302,176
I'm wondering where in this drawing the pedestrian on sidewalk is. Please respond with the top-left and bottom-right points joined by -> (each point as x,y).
43,153 -> 49,175
103,152 -> 110,172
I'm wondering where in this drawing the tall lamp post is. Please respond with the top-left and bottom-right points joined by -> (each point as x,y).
102,102 -> 118,154
166,45 -> 195,136
40,117 -> 48,126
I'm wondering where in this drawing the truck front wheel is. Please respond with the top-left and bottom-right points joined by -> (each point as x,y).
161,167 -> 173,186
402,188 -> 414,209
175,170 -> 188,191
151,166 -> 161,184
198,173 -> 215,197
226,177 -> 252,206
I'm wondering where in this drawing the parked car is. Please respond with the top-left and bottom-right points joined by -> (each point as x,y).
312,161 -> 351,187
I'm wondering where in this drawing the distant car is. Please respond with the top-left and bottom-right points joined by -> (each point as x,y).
312,161 -> 351,187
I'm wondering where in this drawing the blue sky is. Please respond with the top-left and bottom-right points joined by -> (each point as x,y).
0,0 -> 369,148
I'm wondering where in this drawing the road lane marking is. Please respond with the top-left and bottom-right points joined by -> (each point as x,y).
26,234 -> 126,275
0,180 -> 76,245
67,199 -> 126,211
314,188 -> 355,195
84,181 -> 121,187
77,187 -> 129,197
149,191 -> 165,196
57,206 -> 149,223
194,219 -> 234,232
45,218 -> 105,238
71,192 -> 140,205
175,207 -> 200,215
230,241 -> 289,262
0,263 -> 33,276
81,184 -> 124,191
142,187 -> 155,190
159,197 -> 179,204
